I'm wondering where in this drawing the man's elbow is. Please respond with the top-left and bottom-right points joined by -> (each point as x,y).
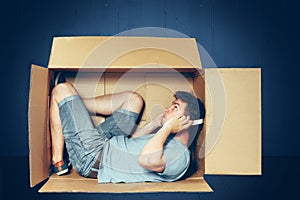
138,155 -> 165,172
137,155 -> 151,169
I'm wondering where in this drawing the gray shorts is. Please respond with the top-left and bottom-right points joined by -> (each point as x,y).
58,95 -> 139,177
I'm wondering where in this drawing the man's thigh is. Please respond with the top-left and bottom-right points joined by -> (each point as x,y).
58,95 -> 108,176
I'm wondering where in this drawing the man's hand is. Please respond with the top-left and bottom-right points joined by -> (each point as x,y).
163,114 -> 193,133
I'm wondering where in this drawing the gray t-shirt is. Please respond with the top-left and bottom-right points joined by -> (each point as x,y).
97,134 -> 190,183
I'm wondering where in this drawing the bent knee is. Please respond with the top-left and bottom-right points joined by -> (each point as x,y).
51,83 -> 78,103
128,92 -> 144,106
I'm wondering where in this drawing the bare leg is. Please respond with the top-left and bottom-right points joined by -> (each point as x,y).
51,81 -> 144,164
50,83 -> 78,164
83,91 -> 144,116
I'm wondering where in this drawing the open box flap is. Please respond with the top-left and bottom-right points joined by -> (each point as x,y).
28,65 -> 51,187
48,36 -> 202,71
204,68 -> 261,175
39,170 -> 213,193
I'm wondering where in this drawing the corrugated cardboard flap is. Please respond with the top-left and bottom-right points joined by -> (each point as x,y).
48,36 -> 202,71
39,170 -> 212,193
28,65 -> 51,187
204,68 -> 261,175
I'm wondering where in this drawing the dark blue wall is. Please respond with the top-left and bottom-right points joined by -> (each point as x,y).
1,0 -> 299,157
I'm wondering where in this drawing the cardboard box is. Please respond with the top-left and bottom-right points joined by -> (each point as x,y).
28,36 -> 261,193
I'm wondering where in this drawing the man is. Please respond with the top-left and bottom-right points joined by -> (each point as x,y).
50,79 -> 205,183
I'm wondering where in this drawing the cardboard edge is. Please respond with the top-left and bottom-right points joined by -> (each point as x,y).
28,64 -> 50,187
47,66 -> 201,73
48,36 -> 202,70
38,175 -> 213,193
204,68 -> 262,175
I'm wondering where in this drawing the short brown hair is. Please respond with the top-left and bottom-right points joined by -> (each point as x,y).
174,91 -> 205,121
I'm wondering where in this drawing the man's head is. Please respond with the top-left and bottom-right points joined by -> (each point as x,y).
174,91 -> 205,122
162,91 -> 205,125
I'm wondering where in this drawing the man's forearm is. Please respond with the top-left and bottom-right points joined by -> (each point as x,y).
131,120 -> 160,138
137,125 -> 171,172
140,125 -> 170,154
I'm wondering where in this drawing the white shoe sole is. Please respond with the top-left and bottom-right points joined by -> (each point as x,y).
56,168 -> 69,176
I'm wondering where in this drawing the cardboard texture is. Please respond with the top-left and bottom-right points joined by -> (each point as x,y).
204,68 -> 261,175
48,36 -> 201,70
28,36 -> 261,193
39,170 -> 212,193
28,65 -> 51,187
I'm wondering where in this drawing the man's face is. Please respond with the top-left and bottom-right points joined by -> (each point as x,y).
162,98 -> 188,124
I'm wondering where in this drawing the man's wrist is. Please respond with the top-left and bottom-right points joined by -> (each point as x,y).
162,124 -> 172,134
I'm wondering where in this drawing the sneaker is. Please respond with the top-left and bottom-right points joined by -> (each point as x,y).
52,159 -> 71,176
54,72 -> 66,86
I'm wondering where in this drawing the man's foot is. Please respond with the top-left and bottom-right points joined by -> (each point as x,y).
52,159 -> 71,176
54,72 -> 66,85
